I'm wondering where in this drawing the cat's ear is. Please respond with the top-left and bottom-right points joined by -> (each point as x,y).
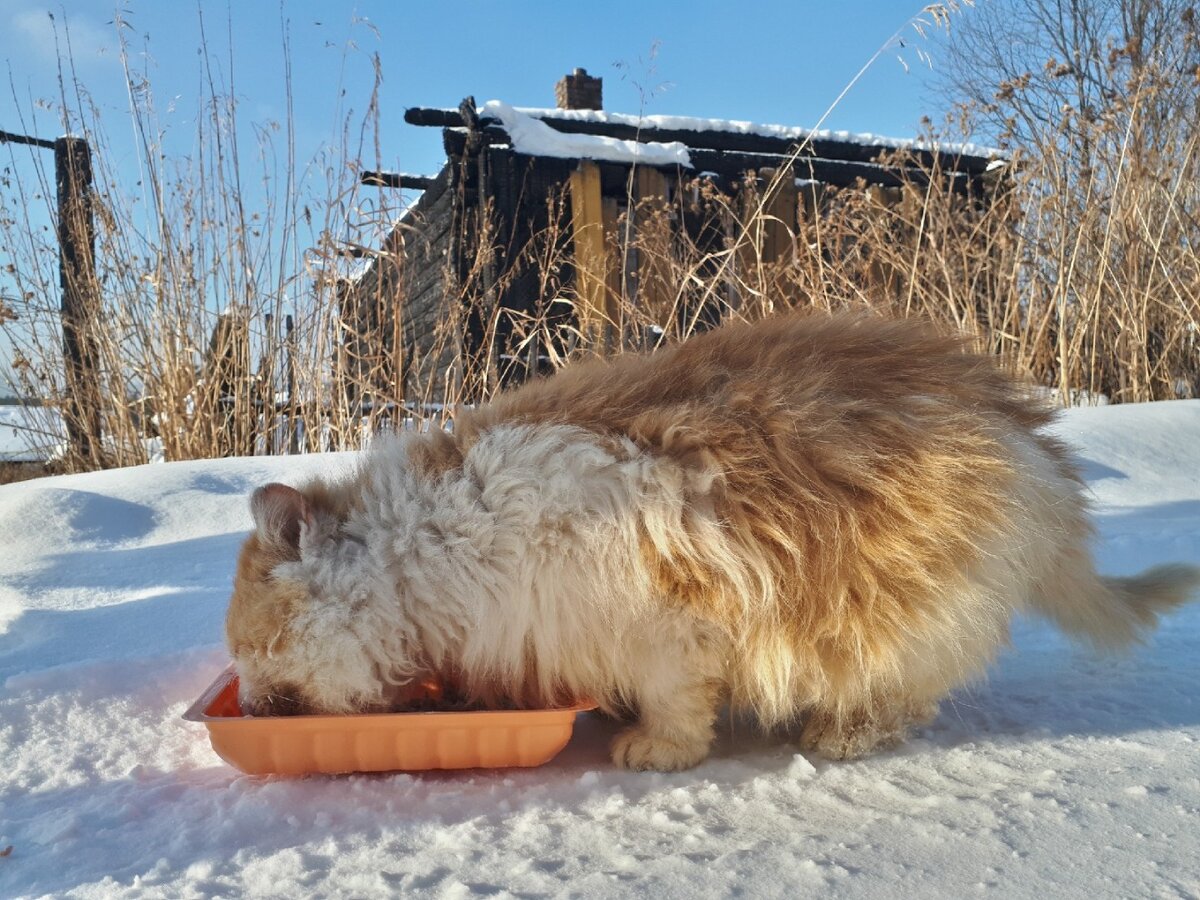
249,483 -> 313,553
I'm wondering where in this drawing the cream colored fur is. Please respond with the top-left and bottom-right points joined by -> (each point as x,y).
225,312 -> 1200,770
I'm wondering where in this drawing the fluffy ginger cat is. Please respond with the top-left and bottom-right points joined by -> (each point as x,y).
225,312 -> 1199,770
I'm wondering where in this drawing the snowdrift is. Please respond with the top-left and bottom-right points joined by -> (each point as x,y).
2,401 -> 1198,898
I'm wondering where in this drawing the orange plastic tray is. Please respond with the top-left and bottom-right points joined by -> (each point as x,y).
183,666 -> 595,776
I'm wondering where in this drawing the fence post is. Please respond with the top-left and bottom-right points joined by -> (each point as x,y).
55,135 -> 102,465
204,307 -> 252,457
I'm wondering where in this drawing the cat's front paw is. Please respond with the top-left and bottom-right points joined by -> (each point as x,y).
611,725 -> 709,771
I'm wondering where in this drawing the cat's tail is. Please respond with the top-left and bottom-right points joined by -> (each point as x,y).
1030,557 -> 1200,650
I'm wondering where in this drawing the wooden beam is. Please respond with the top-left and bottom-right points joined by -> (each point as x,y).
441,126 -> 507,159
688,150 -> 971,191
444,127 -> 971,191
569,161 -> 607,347
361,171 -> 436,190
757,169 -> 798,265
0,128 -> 55,150
798,179 -> 825,223
404,106 -> 1000,175
634,167 -> 672,327
601,195 -> 622,348
865,184 -> 906,303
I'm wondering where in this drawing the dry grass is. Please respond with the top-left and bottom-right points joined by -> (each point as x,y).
0,461 -> 64,485
0,14 -> 401,470
408,117 -> 1198,418
2,11 -> 1198,473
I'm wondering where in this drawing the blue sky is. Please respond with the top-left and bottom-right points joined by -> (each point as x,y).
1,1 -> 964,176
0,0 -> 971,380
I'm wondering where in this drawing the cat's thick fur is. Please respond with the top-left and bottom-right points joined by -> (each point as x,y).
225,312 -> 1199,770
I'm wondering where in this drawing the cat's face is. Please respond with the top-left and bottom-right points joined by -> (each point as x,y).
225,483 -> 397,717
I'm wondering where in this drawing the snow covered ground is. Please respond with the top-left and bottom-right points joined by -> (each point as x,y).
1,401 -> 1198,899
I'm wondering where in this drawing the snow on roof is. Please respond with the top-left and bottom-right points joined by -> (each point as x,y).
480,100 -> 693,168
344,255 -> 376,284
482,104 -> 1005,161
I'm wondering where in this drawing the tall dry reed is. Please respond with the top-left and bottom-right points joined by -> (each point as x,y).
2,8 -> 1198,475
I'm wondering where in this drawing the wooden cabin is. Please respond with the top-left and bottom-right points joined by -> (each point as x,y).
343,69 -> 1003,408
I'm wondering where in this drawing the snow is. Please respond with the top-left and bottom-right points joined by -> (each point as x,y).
2,400 -> 1199,898
0,404 -> 65,463
470,104 -> 1005,162
480,101 -> 693,168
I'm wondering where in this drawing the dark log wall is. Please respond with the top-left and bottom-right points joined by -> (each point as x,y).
376,124 -> 1003,402
398,165 -> 459,401
348,164 -> 458,406
486,149 -> 575,387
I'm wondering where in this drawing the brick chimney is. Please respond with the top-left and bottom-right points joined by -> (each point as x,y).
555,68 -> 603,111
